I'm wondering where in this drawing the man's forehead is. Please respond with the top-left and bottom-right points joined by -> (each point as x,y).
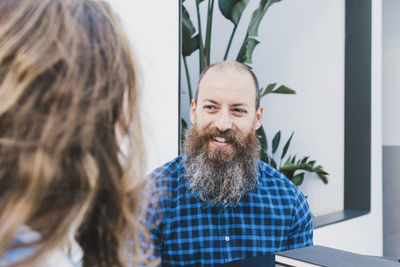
198,66 -> 255,92
202,63 -> 252,80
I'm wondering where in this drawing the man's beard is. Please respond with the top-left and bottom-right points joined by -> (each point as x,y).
183,125 -> 260,205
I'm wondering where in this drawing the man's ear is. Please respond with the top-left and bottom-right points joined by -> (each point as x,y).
255,106 -> 263,130
190,99 -> 196,125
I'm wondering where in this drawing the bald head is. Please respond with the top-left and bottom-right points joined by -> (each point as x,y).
195,61 -> 260,110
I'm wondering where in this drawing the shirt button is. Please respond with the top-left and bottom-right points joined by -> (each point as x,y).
225,236 -> 230,242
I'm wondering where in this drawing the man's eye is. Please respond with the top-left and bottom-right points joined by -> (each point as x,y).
233,108 -> 247,114
204,105 -> 216,110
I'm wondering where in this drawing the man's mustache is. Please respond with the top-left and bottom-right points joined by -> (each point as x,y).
199,128 -> 243,146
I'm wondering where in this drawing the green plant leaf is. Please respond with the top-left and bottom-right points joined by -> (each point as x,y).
281,131 -> 294,160
273,85 -> 296,94
260,82 -> 277,97
180,118 -> 189,152
291,173 -> 305,186
260,150 -> 268,163
181,118 -> 188,130
236,37 -> 259,64
194,0 -> 206,71
284,155 -> 292,166
279,161 -> 329,185
256,126 -> 270,163
236,0 -> 281,64
183,34 -> 200,57
182,5 -> 196,39
318,173 -> 329,184
259,87 -> 264,96
265,82 -> 277,93
280,163 -> 313,173
270,157 -> 277,169
247,0 -> 281,37
181,118 -> 188,140
301,156 -> 309,164
205,0 -> 215,65
256,126 -> 268,153
182,5 -> 199,56
218,0 -> 249,25
272,131 -> 281,154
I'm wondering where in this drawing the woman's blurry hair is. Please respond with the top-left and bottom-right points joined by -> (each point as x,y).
0,0 -> 147,265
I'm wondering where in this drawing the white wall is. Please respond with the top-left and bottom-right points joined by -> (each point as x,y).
383,0 -> 400,147
106,1 -> 179,172
252,0 -> 345,218
382,0 -> 400,257
314,0 -> 383,256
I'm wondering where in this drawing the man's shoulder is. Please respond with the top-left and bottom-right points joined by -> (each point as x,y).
151,154 -> 184,177
149,154 -> 185,188
256,160 -> 300,196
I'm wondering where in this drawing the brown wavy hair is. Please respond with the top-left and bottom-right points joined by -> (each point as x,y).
0,0 -> 148,266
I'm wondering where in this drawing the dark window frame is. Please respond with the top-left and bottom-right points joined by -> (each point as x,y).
314,0 -> 371,228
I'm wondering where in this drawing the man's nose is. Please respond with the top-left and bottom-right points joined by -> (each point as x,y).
214,110 -> 232,132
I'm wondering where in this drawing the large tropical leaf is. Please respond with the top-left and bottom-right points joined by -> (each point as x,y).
256,126 -> 268,152
291,172 -> 305,186
281,131 -> 294,159
218,0 -> 249,25
260,83 -> 277,97
183,34 -> 200,57
182,5 -> 199,56
260,83 -> 296,97
247,0 -> 281,37
270,157 -> 277,169
236,37 -> 259,63
256,126 -> 268,163
279,160 -> 329,185
180,118 -> 189,152
314,165 -> 329,184
236,0 -> 281,66
272,131 -> 281,154
280,163 -> 314,173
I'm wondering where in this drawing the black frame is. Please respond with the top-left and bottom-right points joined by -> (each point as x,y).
314,0 -> 371,228
178,0 -> 372,229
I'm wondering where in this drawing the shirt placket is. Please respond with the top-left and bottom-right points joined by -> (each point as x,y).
222,204 -> 232,262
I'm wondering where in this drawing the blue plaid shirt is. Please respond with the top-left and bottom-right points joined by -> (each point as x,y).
146,155 -> 313,266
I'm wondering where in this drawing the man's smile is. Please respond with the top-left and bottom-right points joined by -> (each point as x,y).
209,136 -> 231,149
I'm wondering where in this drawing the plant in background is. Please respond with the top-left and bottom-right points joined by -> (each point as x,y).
181,0 -> 329,186
257,128 -> 329,186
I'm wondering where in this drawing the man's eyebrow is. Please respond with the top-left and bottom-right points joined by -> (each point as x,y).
202,99 -> 219,105
201,99 -> 249,108
231,103 -> 248,108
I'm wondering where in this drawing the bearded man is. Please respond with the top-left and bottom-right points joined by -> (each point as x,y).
145,61 -> 313,266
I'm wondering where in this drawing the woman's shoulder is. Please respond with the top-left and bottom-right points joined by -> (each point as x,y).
0,226 -> 82,267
